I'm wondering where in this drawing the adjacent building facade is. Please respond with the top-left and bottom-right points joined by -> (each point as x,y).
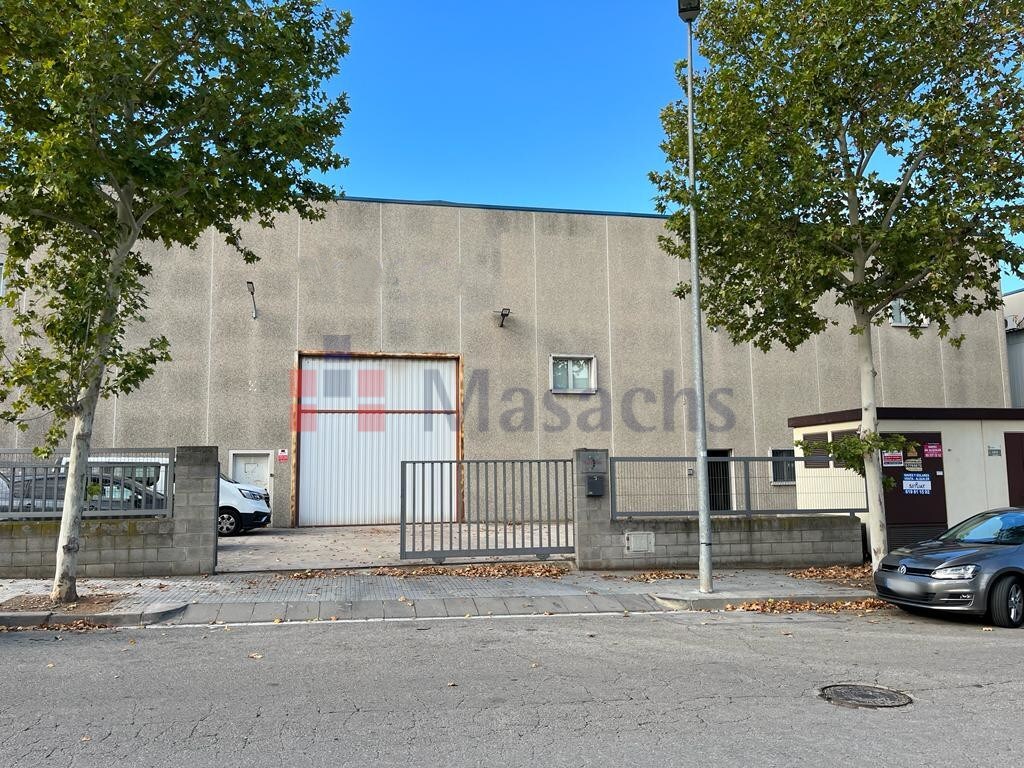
0,198 -> 1011,527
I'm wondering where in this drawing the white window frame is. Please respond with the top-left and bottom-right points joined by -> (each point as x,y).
889,298 -> 929,328
770,448 -> 797,485
549,354 -> 597,394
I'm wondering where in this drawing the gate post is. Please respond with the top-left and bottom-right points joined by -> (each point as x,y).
573,448 -> 611,570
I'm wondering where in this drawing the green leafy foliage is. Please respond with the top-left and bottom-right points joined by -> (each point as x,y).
652,0 -> 1024,350
0,0 -> 351,451
796,432 -> 916,488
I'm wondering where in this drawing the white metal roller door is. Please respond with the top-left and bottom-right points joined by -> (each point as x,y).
297,355 -> 458,526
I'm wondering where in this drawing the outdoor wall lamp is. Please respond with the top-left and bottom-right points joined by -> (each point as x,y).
246,281 -> 257,320
495,308 -> 512,328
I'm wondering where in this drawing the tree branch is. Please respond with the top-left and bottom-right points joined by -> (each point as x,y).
867,269 -> 933,317
867,144 -> 928,257
142,26 -> 204,85
856,139 -> 881,177
27,210 -> 103,242
135,187 -> 189,229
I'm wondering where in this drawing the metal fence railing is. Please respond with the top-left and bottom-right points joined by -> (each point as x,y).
400,459 -> 575,561
610,455 -> 867,520
0,448 -> 174,520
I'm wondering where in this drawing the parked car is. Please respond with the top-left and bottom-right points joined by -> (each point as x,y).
218,475 -> 271,536
0,469 -> 167,515
875,508 -> 1024,628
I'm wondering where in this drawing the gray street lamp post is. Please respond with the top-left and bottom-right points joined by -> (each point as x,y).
677,0 -> 713,593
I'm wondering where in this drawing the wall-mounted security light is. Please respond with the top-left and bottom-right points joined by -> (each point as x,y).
495,308 -> 512,328
246,281 -> 257,320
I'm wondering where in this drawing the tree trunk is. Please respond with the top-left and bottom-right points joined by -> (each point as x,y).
49,377 -> 102,603
50,197 -> 137,603
855,312 -> 888,569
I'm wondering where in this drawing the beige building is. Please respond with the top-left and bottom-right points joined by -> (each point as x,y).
791,408 -> 1024,548
0,198 -> 1011,526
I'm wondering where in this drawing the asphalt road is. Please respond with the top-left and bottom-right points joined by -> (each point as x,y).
1,609 -> 1021,767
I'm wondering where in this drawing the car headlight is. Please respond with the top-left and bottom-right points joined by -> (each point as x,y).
931,565 -> 979,580
239,489 -> 264,501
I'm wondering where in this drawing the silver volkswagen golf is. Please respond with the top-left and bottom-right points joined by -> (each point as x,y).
875,508 -> 1024,628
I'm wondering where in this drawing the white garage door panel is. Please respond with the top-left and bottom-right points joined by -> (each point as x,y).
298,357 -> 457,526
300,356 -> 456,411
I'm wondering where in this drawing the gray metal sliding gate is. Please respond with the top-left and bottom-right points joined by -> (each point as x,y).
399,459 -> 575,562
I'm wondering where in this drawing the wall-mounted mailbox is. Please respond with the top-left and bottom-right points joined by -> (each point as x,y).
586,473 -> 606,497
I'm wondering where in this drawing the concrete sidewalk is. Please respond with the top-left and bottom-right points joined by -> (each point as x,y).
0,567 -> 875,627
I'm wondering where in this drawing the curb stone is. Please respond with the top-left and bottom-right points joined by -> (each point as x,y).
650,591 -> 876,612
0,602 -> 186,628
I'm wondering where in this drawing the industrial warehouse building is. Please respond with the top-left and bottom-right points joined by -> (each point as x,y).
0,198 -> 1011,529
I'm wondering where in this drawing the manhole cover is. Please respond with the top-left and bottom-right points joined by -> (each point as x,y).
820,684 -> 912,709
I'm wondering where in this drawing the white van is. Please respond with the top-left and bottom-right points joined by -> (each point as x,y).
218,475 -> 272,535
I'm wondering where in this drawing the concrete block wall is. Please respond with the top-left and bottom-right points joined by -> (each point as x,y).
0,446 -> 218,578
574,449 -> 863,570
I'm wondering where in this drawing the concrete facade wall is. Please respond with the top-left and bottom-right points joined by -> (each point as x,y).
1006,331 -> 1024,407
0,446 -> 218,578
573,450 -> 862,569
0,199 -> 1010,527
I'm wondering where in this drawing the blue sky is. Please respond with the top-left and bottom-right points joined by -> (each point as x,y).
325,0 -> 682,213
324,1 -> 1022,293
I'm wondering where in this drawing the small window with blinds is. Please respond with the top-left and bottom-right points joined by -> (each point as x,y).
802,432 -> 831,469
830,429 -> 858,468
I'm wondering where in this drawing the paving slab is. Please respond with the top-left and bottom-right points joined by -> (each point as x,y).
412,599 -> 448,619
554,595 -> 599,614
174,604 -> 221,625
442,597 -> 478,618
615,594 -> 662,612
528,596 -> 577,614
585,594 -> 628,613
215,603 -> 256,624
471,597 -> 511,616
317,601 -> 356,621
349,600 -> 385,620
284,602 -> 320,622
249,602 -> 287,623
383,600 -> 417,619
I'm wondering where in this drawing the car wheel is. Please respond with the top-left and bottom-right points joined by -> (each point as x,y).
988,576 -> 1024,629
217,509 -> 241,536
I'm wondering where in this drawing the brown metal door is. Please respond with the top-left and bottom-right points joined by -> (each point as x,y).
881,432 -> 948,549
1005,433 -> 1024,506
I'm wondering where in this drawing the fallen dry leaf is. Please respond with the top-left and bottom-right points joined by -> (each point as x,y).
628,570 -> 698,583
787,564 -> 873,589
371,563 -> 569,579
726,598 -> 892,614
287,569 -> 357,580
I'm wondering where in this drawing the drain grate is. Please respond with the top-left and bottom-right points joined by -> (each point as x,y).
820,684 -> 912,709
